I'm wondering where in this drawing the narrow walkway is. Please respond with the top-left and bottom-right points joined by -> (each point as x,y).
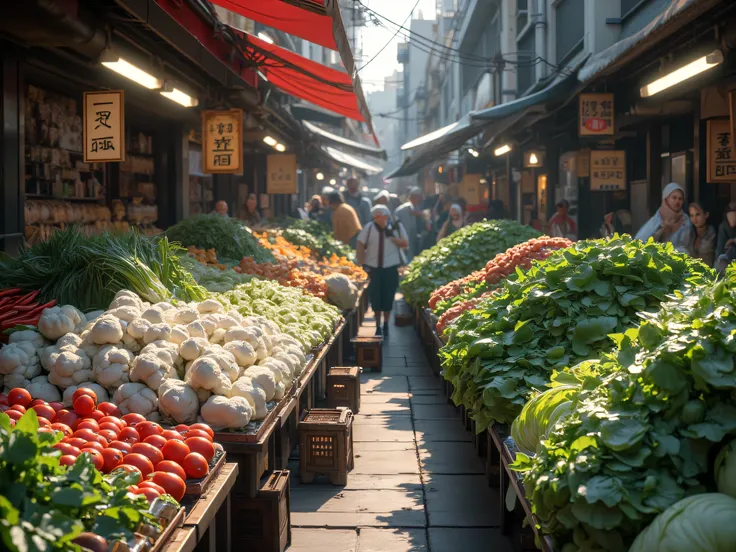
287,308 -> 513,551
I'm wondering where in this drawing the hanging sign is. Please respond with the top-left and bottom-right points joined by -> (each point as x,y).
579,93 -> 615,136
267,154 -> 298,194
708,118 -> 736,183
590,150 -> 626,191
578,149 -> 590,177
83,90 -> 125,163
202,109 -> 243,174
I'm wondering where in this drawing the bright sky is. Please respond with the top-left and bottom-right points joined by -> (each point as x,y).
356,0 -> 437,92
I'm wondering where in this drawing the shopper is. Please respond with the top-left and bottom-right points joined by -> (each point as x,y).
328,192 -> 362,246
214,200 -> 229,217
548,199 -> 577,240
600,209 -> 633,238
395,187 -> 428,261
688,202 -> 716,266
318,186 -> 335,227
308,195 -> 324,222
437,204 -> 465,241
635,183 -> 691,253
344,177 -> 372,225
356,205 -> 409,336
373,190 -> 391,208
715,202 -> 736,259
239,193 -> 261,227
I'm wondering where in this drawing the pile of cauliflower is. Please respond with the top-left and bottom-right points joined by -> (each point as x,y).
0,290 -> 307,430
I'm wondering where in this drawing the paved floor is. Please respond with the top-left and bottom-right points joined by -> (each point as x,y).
287,310 -> 512,552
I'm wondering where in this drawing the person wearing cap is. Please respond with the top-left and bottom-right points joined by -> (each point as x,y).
635,182 -> 691,253
328,192 -> 362,246
548,199 -> 577,240
356,205 -> 409,336
395,187 -> 429,261
715,202 -> 736,261
344,177 -> 372,226
437,203 -> 465,241
373,190 -> 391,208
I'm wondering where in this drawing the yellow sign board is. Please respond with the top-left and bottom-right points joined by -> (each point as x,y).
590,150 -> 626,191
267,154 -> 298,194
458,173 -> 484,206
578,149 -> 590,177
83,90 -> 125,163
707,118 -> 736,183
579,93 -> 615,136
202,109 -> 243,174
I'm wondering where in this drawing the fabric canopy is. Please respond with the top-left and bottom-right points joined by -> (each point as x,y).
322,146 -> 383,175
291,102 -> 345,127
304,120 -> 386,159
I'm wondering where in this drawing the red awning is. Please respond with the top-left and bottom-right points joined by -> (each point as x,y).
210,0 -> 338,51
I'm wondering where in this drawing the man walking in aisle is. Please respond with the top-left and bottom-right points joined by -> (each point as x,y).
344,177 -> 372,225
395,187 -> 429,261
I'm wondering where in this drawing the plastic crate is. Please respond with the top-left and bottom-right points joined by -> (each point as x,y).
298,408 -> 354,485
231,470 -> 291,552
327,366 -> 360,413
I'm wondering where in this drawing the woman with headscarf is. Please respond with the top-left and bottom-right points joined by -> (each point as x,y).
634,182 -> 691,253
687,202 -> 716,266
239,193 -> 261,227
437,204 -> 465,241
308,195 -> 324,222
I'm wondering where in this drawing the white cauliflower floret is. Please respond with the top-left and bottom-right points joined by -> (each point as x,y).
200,395 -> 252,429
130,352 -> 177,391
109,290 -> 143,310
223,341 -> 257,367
158,379 -> 199,424
179,337 -> 209,361
9,329 -> 47,349
272,351 -> 300,378
186,356 -> 233,396
243,316 -> 279,336
0,341 -> 42,389
273,380 -> 286,400
231,327 -> 269,360
107,305 -> 141,322
169,325 -> 190,345
141,306 -> 166,324
37,305 -> 86,340
93,345 -> 134,390
63,383 -> 109,406
40,333 -> 83,370
127,318 -> 150,340
260,357 -> 292,385
226,310 -> 243,323
243,366 -> 276,401
89,315 -> 124,345
143,323 -> 171,345
27,375 -> 61,403
196,299 -> 223,314
197,316 -> 218,337
200,346 -> 240,382
186,320 -> 207,339
209,328 -> 226,345
47,347 -> 92,388
231,377 -> 268,420
121,334 -> 142,354
112,382 -> 159,417
172,306 -> 199,325
195,387 -> 211,405
83,310 -> 105,324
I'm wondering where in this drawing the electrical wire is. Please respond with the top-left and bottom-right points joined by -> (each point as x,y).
358,0 -> 422,73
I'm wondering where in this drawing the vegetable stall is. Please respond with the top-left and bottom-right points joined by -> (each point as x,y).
0,215 -> 369,552
404,222 -> 736,552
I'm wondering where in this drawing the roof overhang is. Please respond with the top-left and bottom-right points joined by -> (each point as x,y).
304,120 -> 386,159
322,146 -> 383,175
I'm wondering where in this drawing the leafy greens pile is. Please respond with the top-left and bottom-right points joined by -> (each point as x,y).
166,214 -> 274,264
0,228 -> 206,311
513,269 -> 736,552
400,220 -> 540,307
179,255 -> 253,293
282,220 -> 354,260
441,236 -> 713,430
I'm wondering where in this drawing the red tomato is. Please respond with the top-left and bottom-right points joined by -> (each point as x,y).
138,481 -> 167,495
72,388 -> 97,404
135,422 -> 163,441
87,410 -> 105,422
8,404 -> 26,414
99,429 -> 119,443
131,442 -> 164,466
82,441 -> 105,454
29,399 -> 48,408
119,427 -> 140,444
97,402 -> 122,417
182,453 -> 209,479
99,422 -> 121,435
5,410 -> 23,421
185,437 -> 215,463
38,417 -> 51,429
108,440 -> 133,454
64,437 -> 87,449
76,419 -> 100,432
131,486 -> 161,502
101,448 -> 124,473
111,464 -> 142,483
72,428 -> 98,442
161,439 -> 190,465
150,471 -> 186,502
32,404 -> 57,421
161,429 -> 183,440
122,413 -> 146,426
122,453 -> 154,477
155,460 -> 187,481
54,410 -> 79,429
189,423 -> 214,439
38,427 -> 53,434
82,450 -> 104,471
49,401 -> 65,412
143,434 -> 167,450
54,443 -> 82,457
100,416 -> 126,429
50,423 -> 73,438
96,435 -> 110,447
185,429 -> 213,442
174,424 -> 189,432
7,388 -> 32,407
59,455 -> 77,467
73,395 -> 96,416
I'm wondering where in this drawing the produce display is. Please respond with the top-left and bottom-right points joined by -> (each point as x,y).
512,268 -> 736,551
166,214 -> 274,265
0,289 -> 56,336
187,246 -> 227,270
0,228 -> 206,311
179,256 -> 253,293
400,220 -> 540,307
440,237 -> 713,430
235,257 -> 329,301
281,219 -> 354,260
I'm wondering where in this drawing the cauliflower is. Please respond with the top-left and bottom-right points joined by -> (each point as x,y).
130,352 -> 177,391
186,356 -> 233,397
200,346 -> 240,382
260,357 -> 292,386
9,329 -> 47,349
274,380 -> 286,400
63,383 -> 109,406
89,315 -> 124,345
179,337 -> 209,361
0,340 -> 42,389
37,305 -> 86,340
169,325 -> 190,345
171,306 -> 199,325
209,328 -> 226,345
186,320 -> 208,339
243,316 -> 280,336
109,290 -> 144,310
40,333 -> 83,369
196,316 -> 217,337
26,375 -> 61,403
112,382 -> 159,417
47,347 -> 93,388
83,310 -> 106,324
158,379 -> 199,424
231,377 -> 268,420
200,395 -> 252,429
196,299 -> 224,314
230,327 -> 269,360
143,323 -> 172,345
223,341 -> 257,367
121,334 -> 142,354
325,273 -> 358,310
244,366 -> 276,401
93,345 -> 134,390
141,306 -> 166,324
139,341 -> 179,366
107,305 -> 141,322
127,318 -> 150,340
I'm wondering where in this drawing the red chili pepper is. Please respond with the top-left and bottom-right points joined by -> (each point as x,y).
0,310 -> 19,322
1,316 -> 41,330
16,290 -> 40,306
0,288 -> 21,298
12,303 -> 42,313
36,299 -> 57,310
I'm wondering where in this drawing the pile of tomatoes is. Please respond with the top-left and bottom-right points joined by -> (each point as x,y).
1,387 -> 218,503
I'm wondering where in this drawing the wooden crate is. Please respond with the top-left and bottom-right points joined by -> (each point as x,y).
351,336 -> 383,372
327,366 -> 360,413
298,408 -> 354,485
231,470 -> 291,552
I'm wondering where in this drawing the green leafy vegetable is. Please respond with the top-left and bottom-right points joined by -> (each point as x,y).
281,220 -> 355,260
715,440 -> 736,499
179,255 -> 253,293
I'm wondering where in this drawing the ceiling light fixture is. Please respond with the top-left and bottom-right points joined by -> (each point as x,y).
160,86 -> 198,107
275,143 -> 286,152
316,172 -> 325,181
529,152 -> 539,165
263,136 -> 278,147
101,56 -> 162,90
494,144 -> 512,156
329,178 -> 337,185
258,32 -> 274,44
468,148 -> 479,158
640,50 -> 724,98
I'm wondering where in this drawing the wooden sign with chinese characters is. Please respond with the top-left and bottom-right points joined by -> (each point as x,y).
202,109 -> 243,174
266,154 -> 297,194
83,90 -> 125,163
708,118 -> 736,183
590,150 -> 626,191
577,149 -> 590,177
579,93 -> 614,136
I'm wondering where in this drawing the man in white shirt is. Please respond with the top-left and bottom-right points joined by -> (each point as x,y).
395,187 -> 428,262
356,205 -> 409,336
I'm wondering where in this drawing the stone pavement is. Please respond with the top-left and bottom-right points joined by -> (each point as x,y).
287,310 -> 513,552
